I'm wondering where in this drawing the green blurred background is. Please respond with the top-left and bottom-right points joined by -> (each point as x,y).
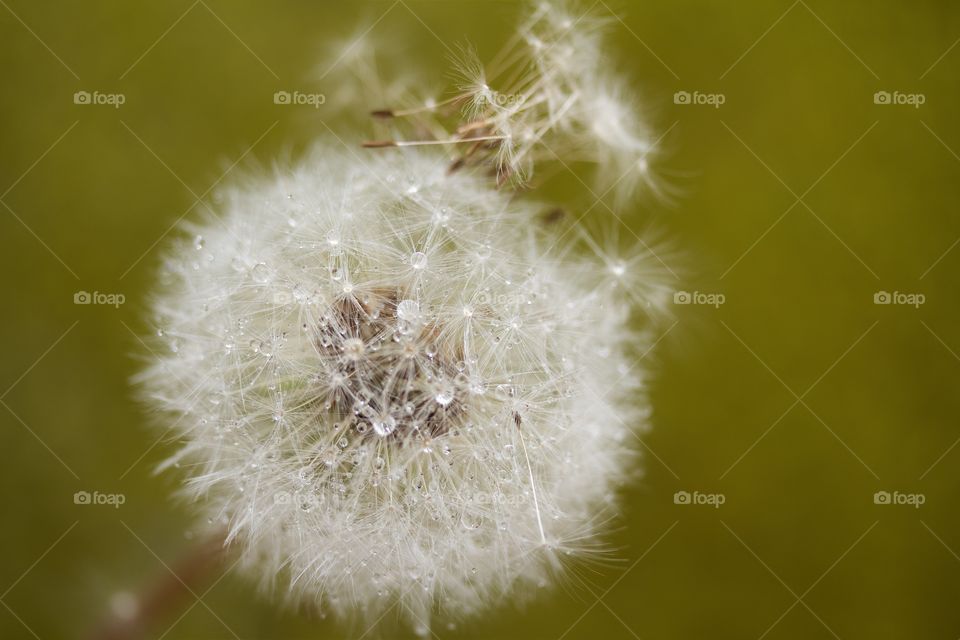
2,1 -> 959,638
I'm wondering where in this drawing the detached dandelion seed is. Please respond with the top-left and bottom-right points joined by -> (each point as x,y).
365,0 -> 664,201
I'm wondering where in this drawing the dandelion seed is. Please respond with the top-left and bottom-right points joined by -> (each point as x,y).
364,1 -> 663,201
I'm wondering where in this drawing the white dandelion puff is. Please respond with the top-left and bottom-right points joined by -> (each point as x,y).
137,147 -> 669,634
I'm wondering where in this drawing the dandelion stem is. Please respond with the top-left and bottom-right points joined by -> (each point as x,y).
88,531 -> 228,640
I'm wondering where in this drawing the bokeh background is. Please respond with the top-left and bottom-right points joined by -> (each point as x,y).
2,1 -> 959,638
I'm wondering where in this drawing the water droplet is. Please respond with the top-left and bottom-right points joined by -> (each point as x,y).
396,299 -> 420,322
292,283 -> 308,302
251,263 -> 271,283
409,251 -> 428,270
432,207 -> 450,226
372,414 -> 397,437
193,235 -> 204,250
460,513 -> 483,531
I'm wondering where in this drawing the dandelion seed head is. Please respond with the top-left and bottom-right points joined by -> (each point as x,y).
139,148 -> 669,633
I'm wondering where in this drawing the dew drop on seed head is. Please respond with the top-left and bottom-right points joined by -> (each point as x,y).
372,414 -> 397,437
432,207 -> 450,226
435,389 -> 454,407
409,251 -> 428,270
396,299 -> 420,322
251,263 -> 271,283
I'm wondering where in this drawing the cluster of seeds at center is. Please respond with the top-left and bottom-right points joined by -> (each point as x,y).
313,288 -> 465,442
